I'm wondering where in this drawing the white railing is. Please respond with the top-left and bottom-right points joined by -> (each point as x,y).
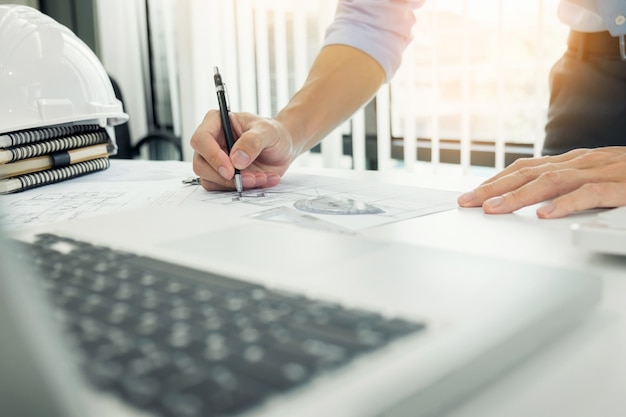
390,0 -> 568,175
97,0 -> 569,175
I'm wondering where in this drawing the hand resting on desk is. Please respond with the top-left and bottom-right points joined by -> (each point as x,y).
457,147 -> 626,218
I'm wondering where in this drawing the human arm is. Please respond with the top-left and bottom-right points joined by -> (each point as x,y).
190,45 -> 384,191
190,0 -> 420,191
457,147 -> 626,218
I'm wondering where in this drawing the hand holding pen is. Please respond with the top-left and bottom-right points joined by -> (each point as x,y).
189,69 -> 295,193
214,66 -> 243,197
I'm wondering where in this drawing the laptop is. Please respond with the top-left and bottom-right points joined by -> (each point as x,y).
1,201 -> 601,417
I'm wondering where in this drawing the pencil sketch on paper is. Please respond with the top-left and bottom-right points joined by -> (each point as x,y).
186,173 -> 459,231
231,192 -> 265,202
294,195 -> 384,215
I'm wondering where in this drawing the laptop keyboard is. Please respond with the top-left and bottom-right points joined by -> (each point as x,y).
16,233 -> 425,417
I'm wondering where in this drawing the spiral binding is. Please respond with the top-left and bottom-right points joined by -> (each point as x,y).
1,157 -> 110,194
3,130 -> 109,163
0,124 -> 101,148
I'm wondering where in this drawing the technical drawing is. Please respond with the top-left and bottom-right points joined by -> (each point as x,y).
294,195 -> 384,215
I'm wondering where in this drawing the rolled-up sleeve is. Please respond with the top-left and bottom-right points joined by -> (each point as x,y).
323,0 -> 424,81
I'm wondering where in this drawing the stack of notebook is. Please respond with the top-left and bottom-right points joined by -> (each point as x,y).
0,124 -> 114,194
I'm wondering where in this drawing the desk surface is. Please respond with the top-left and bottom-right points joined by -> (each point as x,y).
304,165 -> 626,417
307,167 -> 626,417
3,160 -> 625,417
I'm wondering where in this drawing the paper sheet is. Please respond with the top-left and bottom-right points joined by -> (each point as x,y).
0,160 -> 459,232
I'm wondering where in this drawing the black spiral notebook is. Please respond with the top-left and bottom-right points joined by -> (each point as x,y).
0,157 -> 110,194
0,124 -> 101,149
0,124 -> 114,194
0,143 -> 110,179
0,128 -> 109,164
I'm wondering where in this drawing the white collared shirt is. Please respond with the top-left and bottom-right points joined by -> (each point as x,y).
559,0 -> 626,35
559,0 -> 604,31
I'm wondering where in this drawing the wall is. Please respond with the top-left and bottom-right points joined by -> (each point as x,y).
0,0 -> 39,7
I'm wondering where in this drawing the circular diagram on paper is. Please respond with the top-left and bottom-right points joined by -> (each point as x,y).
294,196 -> 384,215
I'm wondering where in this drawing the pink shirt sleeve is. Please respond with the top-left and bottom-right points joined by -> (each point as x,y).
322,0 -> 424,81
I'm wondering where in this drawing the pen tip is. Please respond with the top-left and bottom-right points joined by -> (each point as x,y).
234,174 -> 243,197
213,66 -> 219,74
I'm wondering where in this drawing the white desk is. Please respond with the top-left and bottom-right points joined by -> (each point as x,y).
309,168 -> 626,417
3,160 -> 625,417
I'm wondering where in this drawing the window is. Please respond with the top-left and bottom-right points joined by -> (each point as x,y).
390,0 -> 568,175
99,0 -> 569,173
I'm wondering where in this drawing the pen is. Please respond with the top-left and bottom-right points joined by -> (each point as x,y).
214,66 -> 243,197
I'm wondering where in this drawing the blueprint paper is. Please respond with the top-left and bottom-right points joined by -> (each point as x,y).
0,160 -> 459,232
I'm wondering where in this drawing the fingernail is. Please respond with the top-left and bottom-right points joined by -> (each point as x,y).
241,175 -> 255,188
232,150 -> 251,167
265,174 -> 281,187
218,166 -> 229,179
457,191 -> 475,205
537,202 -> 556,218
484,196 -> 504,210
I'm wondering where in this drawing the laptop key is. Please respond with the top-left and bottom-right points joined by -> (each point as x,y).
120,375 -> 161,407
161,392 -> 204,417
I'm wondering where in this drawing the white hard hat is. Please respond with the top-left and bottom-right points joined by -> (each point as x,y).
0,5 -> 129,134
